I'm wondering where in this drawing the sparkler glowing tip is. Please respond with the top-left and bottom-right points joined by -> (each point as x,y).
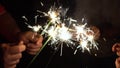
28,25 -> 42,32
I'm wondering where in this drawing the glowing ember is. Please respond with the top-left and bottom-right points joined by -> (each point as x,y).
28,25 -> 42,32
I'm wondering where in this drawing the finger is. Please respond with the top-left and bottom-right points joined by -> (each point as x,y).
30,34 -> 42,43
27,47 -> 40,52
27,51 -> 37,55
4,64 -> 16,68
115,57 -> 120,68
9,43 -> 26,54
36,36 -> 43,45
27,43 -> 42,49
19,33 -> 29,43
116,48 -> 120,52
117,51 -> 120,56
4,59 -> 20,66
91,26 -> 100,40
116,57 -> 120,63
112,43 -> 120,52
112,44 -> 116,52
24,31 -> 36,41
4,53 -> 22,62
19,31 -> 34,43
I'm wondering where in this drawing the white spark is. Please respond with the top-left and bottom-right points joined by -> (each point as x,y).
73,23 -> 98,53
28,25 -> 42,32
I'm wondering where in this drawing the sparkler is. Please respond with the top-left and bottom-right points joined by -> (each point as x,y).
73,23 -> 99,54
46,23 -> 74,56
25,4 -> 99,68
25,5 -> 99,55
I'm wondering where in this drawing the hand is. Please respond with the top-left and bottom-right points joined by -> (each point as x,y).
115,57 -> 120,68
19,31 -> 43,55
89,26 -> 100,40
2,41 -> 26,68
112,43 -> 120,56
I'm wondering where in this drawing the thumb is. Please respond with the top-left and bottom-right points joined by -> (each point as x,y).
18,41 -> 26,52
18,41 -> 24,45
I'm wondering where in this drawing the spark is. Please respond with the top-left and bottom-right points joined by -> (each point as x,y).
36,6 -> 64,35
46,23 -> 74,56
35,15 -> 39,24
28,25 -> 42,32
40,2 -> 44,6
73,23 -> 98,54
22,16 -> 28,21
47,24 -> 72,43
37,6 -> 62,25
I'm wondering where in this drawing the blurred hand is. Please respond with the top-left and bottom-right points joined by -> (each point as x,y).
89,26 -> 100,40
112,43 -> 120,56
2,41 -> 26,68
19,31 -> 43,55
115,57 -> 120,68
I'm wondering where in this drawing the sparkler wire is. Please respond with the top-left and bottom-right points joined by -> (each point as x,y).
41,21 -> 52,35
26,36 -> 52,68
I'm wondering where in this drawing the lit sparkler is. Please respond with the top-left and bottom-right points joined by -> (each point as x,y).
73,23 -> 99,54
25,5 -> 99,54
46,23 -> 74,56
25,4 -> 99,68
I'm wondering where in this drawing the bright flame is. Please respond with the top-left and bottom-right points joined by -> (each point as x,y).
48,11 -> 59,23
73,23 -> 98,53
47,24 -> 72,43
28,25 -> 42,32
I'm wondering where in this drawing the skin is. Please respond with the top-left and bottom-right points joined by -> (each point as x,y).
0,5 -> 43,55
112,43 -> 120,68
19,31 -> 43,55
115,57 -> 120,68
1,41 -> 26,68
89,26 -> 100,40
0,4 -> 43,68
112,43 -> 120,56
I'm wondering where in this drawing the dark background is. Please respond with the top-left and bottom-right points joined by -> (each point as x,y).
1,0 -> 120,68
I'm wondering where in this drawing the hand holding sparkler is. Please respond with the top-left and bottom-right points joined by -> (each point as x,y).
112,43 -> 120,56
112,43 -> 120,68
18,31 -> 43,55
1,41 -> 26,68
89,26 -> 100,40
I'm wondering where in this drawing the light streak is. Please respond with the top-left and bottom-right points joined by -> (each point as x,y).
40,2 -> 44,6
